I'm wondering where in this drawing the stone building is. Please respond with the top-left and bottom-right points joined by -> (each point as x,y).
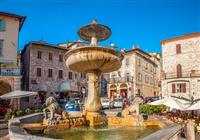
108,48 -> 160,100
0,12 -> 26,95
21,41 -> 87,102
161,33 -> 200,97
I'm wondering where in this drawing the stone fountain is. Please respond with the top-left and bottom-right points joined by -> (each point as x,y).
64,20 -> 123,126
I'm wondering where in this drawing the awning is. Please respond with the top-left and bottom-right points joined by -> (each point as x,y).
58,81 -> 71,92
37,84 -> 47,92
0,90 -> 37,99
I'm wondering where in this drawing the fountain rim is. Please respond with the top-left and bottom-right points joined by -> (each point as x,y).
64,46 -> 124,61
78,23 -> 112,41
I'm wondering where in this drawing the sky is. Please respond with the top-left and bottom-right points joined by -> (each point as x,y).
0,0 -> 199,52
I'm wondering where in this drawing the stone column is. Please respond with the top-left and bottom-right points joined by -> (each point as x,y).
186,119 -> 195,140
85,71 -> 101,115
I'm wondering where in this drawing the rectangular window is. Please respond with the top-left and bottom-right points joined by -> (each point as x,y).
81,73 -> 86,79
36,68 -> 42,77
58,70 -> 63,79
74,73 -> 77,79
145,63 -> 148,69
176,44 -> 181,54
49,53 -> 53,61
0,19 -> 6,31
172,83 -> 186,93
138,59 -> 141,66
0,40 -> 3,56
59,54 -> 63,62
138,73 -> 142,81
48,69 -> 53,77
145,75 -> 149,83
125,58 -> 129,65
68,72 -> 73,80
37,51 -> 42,59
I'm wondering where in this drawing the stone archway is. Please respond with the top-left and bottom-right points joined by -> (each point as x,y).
110,84 -> 117,99
0,81 -> 12,96
120,83 -> 128,98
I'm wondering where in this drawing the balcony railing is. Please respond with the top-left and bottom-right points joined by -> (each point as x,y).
163,70 -> 200,79
108,76 -> 133,83
0,68 -> 21,76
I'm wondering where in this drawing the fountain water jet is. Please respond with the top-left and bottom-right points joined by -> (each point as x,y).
64,20 -> 123,126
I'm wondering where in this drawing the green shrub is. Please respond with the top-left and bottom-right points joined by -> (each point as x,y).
34,108 -> 43,113
25,108 -> 32,115
15,110 -> 25,117
4,109 -> 13,120
139,104 -> 167,115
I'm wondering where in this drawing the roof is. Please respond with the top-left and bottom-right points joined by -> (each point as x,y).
24,41 -> 69,51
160,32 -> 200,44
125,48 -> 157,66
125,48 -> 152,57
0,12 -> 26,31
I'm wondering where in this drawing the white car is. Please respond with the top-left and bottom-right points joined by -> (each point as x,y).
101,98 -> 110,109
113,98 -> 123,108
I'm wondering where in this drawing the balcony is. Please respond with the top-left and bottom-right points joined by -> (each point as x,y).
163,70 -> 200,79
0,68 -> 21,76
109,76 -> 133,83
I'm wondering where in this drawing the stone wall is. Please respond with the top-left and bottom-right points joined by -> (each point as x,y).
161,35 -> 200,97
22,42 -> 87,96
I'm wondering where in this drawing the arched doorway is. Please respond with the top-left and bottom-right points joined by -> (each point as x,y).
120,83 -> 128,99
0,81 -> 11,96
0,81 -> 11,116
110,84 -> 117,99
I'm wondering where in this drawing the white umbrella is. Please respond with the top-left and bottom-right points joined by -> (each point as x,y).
186,102 -> 200,110
0,90 -> 37,99
149,98 -> 187,110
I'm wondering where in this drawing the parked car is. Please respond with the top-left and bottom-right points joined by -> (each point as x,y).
113,98 -> 123,108
65,99 -> 80,111
101,98 -> 110,109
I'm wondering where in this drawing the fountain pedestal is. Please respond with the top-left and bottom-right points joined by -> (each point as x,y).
83,71 -> 104,126
85,72 -> 101,113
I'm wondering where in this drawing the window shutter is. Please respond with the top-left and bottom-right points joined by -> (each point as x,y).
182,83 -> 186,93
172,84 -> 175,93
0,20 -> 6,31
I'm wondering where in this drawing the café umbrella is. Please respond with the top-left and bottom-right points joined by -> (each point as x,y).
0,90 -> 37,99
149,97 -> 187,110
0,90 -> 38,110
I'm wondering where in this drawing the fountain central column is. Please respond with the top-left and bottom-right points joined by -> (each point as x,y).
85,71 -> 101,115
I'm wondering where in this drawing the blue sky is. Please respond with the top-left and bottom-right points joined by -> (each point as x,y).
1,0 -> 199,52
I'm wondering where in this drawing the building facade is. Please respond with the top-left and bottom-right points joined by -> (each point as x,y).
161,33 -> 200,97
21,41 -> 87,102
0,12 -> 26,95
108,48 -> 160,100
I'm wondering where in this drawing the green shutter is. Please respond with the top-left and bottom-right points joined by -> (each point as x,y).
0,20 -> 6,31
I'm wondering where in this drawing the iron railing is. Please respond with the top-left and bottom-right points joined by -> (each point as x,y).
163,70 -> 200,79
0,68 -> 21,76
108,76 -> 133,83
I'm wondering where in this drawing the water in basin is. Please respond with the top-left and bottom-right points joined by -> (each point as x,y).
27,126 -> 159,140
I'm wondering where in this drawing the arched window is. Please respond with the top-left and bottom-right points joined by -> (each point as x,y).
177,64 -> 182,78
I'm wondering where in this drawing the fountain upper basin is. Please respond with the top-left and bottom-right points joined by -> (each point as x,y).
64,46 -> 124,73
